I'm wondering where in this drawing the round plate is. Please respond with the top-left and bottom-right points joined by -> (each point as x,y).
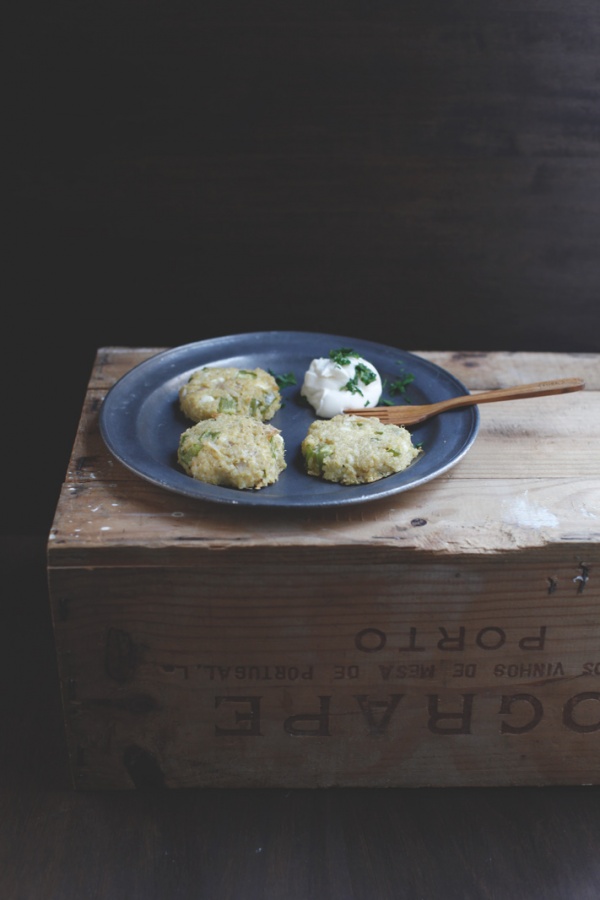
99,331 -> 479,508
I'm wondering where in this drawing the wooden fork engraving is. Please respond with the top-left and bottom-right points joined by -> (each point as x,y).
344,378 -> 585,426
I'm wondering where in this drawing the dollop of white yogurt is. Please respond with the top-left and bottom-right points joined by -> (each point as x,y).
301,353 -> 382,418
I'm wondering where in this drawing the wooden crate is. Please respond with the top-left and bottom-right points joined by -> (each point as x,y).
47,348 -> 600,789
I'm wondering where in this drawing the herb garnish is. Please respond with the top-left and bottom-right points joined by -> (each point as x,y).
329,348 -> 360,366
268,369 -> 297,389
379,369 -> 416,405
329,349 -> 378,396
342,375 -> 364,396
355,363 -> 377,386
388,374 -> 415,395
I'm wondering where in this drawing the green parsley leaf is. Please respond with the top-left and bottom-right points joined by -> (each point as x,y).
388,374 -> 415,395
355,362 -> 377,386
329,348 -> 360,366
341,375 -> 364,396
268,369 -> 297,388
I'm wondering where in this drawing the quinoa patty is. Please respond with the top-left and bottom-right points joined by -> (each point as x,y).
179,366 -> 281,423
178,413 -> 286,490
301,414 -> 421,485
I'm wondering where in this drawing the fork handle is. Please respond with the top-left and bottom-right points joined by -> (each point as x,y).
432,377 -> 585,412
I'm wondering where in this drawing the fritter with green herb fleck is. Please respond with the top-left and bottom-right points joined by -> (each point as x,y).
178,413 -> 286,490
301,414 -> 421,485
179,366 -> 281,423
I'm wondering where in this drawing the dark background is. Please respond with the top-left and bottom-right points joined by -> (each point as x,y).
8,0 -> 600,537
5,7 -> 600,896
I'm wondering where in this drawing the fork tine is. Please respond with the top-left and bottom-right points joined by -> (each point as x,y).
343,406 -> 425,425
343,408 -> 409,424
342,409 -> 386,419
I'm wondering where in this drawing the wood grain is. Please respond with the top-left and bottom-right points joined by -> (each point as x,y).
45,349 -> 600,789
7,546 -> 600,898
49,348 -> 599,563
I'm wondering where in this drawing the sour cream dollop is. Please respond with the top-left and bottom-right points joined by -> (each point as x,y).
301,353 -> 383,418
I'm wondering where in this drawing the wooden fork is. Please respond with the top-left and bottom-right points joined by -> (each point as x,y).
344,377 -> 585,426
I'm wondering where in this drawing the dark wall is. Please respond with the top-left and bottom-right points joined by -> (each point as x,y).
9,1 -> 600,535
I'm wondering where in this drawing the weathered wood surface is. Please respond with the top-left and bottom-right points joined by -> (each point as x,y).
46,349 -> 600,789
49,348 -> 600,564
50,549 -> 597,789
10,546 -> 600,899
